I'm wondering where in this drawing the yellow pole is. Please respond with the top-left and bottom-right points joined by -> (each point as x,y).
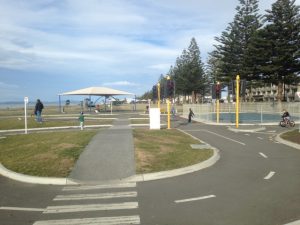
236,75 -> 240,128
167,99 -> 171,129
157,83 -> 160,109
217,99 -> 220,123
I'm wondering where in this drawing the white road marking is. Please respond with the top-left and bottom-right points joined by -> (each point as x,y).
257,137 -> 263,140
259,152 -> 268,159
0,206 -> 44,212
63,182 -> 136,191
33,215 -> 140,225
175,195 -> 216,203
267,130 -> 276,133
202,130 -> 246,146
283,219 -> 300,225
44,202 -> 138,214
244,134 -> 250,136
54,191 -> 137,201
264,171 -> 276,180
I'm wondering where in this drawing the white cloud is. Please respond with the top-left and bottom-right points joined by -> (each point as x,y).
0,82 -> 19,89
0,0 -> 299,101
103,81 -> 139,87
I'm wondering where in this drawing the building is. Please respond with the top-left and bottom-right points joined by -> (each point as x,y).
245,83 -> 300,102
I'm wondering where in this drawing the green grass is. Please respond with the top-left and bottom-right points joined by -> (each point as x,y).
281,129 -> 300,145
0,130 -> 97,177
130,119 -> 149,124
0,117 -> 113,130
0,126 -> 214,177
133,129 -> 213,173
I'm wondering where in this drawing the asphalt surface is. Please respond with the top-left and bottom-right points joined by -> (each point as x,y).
0,114 -> 300,225
69,114 -> 135,183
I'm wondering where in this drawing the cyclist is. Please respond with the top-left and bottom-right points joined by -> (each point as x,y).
282,109 -> 290,123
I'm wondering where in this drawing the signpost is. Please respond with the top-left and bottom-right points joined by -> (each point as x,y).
24,97 -> 29,134
149,108 -> 160,130
236,75 -> 240,128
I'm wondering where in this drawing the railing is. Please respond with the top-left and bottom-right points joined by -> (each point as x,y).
183,102 -> 300,124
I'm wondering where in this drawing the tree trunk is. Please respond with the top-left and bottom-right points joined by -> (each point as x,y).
277,81 -> 283,102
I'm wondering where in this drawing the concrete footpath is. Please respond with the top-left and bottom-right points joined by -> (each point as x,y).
69,114 -> 135,183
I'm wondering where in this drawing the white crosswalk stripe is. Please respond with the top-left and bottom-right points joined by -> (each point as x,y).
44,202 -> 138,214
33,215 -> 140,225
62,182 -> 136,191
33,182 -> 140,225
54,191 -> 137,201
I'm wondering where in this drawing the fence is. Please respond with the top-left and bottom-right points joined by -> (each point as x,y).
183,102 -> 300,125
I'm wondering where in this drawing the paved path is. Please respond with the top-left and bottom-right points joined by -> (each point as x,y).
69,114 -> 135,183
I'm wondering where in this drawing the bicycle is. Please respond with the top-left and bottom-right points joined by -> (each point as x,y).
279,118 -> 295,127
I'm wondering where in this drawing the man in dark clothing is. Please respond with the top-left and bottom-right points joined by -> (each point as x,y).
188,108 -> 194,123
34,99 -> 44,123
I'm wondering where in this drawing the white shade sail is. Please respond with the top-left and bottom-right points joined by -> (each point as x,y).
60,87 -> 134,96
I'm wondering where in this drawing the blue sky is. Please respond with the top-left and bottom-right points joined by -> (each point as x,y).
0,0 -> 298,102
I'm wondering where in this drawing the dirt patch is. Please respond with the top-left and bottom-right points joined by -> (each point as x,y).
55,143 -> 80,150
33,152 -> 58,161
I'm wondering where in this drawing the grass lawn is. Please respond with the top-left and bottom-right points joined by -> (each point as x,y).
0,117 -> 113,130
280,129 -> 300,145
0,128 -> 214,177
0,130 -> 97,177
130,119 -> 149,124
133,129 -> 213,173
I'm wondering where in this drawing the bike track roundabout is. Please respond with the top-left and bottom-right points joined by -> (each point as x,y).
0,121 -> 300,225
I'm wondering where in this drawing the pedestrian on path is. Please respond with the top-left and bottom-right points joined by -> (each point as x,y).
188,108 -> 194,123
78,112 -> 85,130
34,99 -> 44,123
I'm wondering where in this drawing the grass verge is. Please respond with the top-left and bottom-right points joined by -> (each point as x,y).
133,128 -> 213,173
0,117 -> 113,130
0,130 -> 97,177
280,129 -> 300,145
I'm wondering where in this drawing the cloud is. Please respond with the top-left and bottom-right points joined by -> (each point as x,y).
103,81 -> 139,87
0,81 -> 19,89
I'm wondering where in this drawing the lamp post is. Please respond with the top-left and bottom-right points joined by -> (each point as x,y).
157,82 -> 160,109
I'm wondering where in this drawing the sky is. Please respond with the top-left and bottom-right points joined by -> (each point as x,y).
0,0 -> 299,103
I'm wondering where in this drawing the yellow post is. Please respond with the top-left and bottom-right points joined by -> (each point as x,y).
216,99 -> 220,123
167,99 -> 171,129
236,75 -> 240,128
157,83 -> 160,109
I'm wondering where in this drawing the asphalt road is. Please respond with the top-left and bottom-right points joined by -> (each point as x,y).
137,123 -> 300,225
0,121 -> 299,225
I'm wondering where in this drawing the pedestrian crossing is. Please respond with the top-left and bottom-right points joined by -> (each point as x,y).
33,182 -> 140,225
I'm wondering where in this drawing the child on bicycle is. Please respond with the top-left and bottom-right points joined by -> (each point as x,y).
282,109 -> 290,122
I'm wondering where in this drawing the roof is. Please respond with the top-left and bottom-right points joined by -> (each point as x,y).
60,87 -> 134,96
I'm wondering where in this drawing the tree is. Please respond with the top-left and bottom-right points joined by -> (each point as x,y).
173,38 -> 206,102
249,0 -> 300,101
214,0 -> 262,82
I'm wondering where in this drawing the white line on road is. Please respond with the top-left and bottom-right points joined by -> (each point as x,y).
202,130 -> 246,146
264,171 -> 276,180
63,182 -> 136,191
257,137 -> 263,140
54,191 -> 137,201
259,152 -> 268,159
244,134 -> 250,136
175,195 -> 216,203
33,215 -> 140,225
44,202 -> 138,214
0,206 -> 44,212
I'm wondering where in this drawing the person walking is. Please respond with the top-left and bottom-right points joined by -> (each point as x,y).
78,112 -> 85,130
34,99 -> 44,123
188,108 -> 194,123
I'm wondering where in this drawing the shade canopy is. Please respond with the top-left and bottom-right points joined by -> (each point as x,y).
60,87 -> 133,96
